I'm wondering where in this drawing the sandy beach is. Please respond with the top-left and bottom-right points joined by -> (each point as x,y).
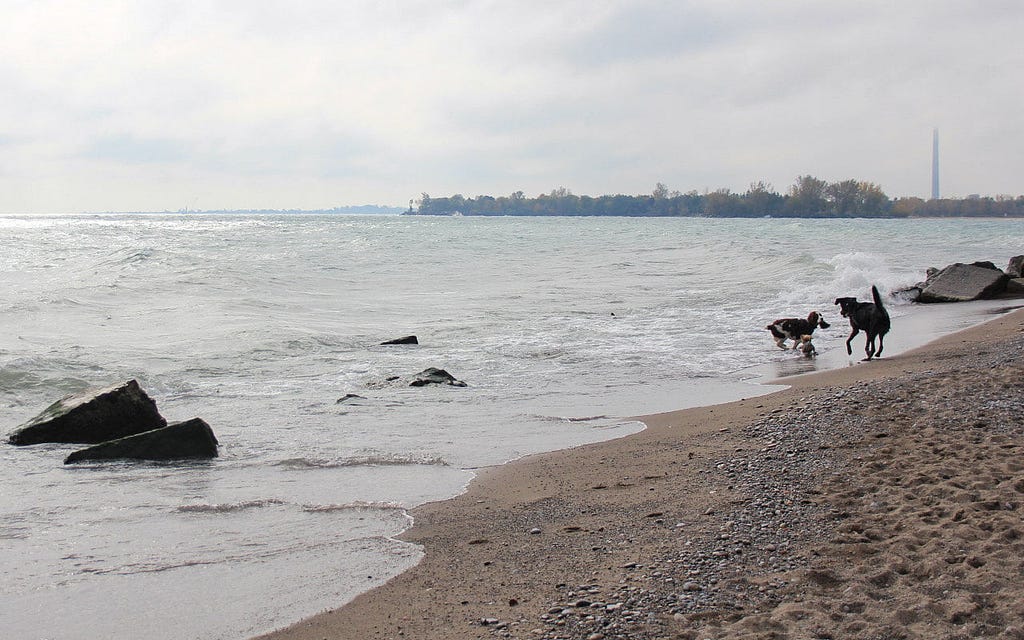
258,307 -> 1024,640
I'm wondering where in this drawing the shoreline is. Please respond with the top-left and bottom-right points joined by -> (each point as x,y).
257,306 -> 1024,640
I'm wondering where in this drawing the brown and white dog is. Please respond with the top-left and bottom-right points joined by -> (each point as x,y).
766,311 -> 830,349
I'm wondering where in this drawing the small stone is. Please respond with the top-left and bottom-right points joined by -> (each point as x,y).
529,527 -> 542,535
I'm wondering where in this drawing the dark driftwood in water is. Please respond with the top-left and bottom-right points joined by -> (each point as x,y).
64,418 -> 219,464
8,379 -> 167,446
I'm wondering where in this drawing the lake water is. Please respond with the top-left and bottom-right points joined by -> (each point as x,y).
1,214 -> 1021,639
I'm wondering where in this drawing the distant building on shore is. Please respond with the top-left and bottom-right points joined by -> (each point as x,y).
931,128 -> 940,200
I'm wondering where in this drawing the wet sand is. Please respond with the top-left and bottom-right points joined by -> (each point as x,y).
257,307 -> 1024,640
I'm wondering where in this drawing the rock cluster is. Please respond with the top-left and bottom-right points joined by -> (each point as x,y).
6,379 -> 219,465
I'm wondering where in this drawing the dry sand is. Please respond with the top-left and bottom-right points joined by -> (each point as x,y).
258,308 -> 1024,640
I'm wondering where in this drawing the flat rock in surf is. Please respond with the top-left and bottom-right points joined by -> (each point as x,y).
410,367 -> 467,387
64,418 -> 219,464
8,379 -> 167,446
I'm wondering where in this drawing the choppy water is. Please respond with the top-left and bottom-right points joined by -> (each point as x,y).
1,214 -> 1021,639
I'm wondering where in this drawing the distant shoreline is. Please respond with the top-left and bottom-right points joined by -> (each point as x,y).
4,208 -> 1020,219
404,211 -> 1024,219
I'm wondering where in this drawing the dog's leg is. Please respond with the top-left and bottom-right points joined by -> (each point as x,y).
876,334 -> 885,358
845,328 -> 859,355
864,333 -> 876,360
774,337 -> 787,349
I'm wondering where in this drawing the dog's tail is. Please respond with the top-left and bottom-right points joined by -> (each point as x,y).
872,285 -> 885,309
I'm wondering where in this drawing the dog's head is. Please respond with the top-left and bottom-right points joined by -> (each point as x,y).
834,297 -> 859,318
807,311 -> 830,329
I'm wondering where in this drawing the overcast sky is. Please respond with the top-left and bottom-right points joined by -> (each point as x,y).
1,1 -> 1021,213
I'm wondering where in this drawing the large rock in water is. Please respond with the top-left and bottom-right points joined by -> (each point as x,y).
64,418 -> 219,464
917,262 -> 1009,303
8,380 -> 167,446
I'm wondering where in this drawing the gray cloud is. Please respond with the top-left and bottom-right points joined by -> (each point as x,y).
83,134 -> 188,164
559,1 -> 741,67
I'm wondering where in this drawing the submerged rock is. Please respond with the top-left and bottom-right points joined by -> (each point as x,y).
64,418 -> 219,464
8,379 -> 167,446
336,393 -> 366,404
410,367 -> 467,387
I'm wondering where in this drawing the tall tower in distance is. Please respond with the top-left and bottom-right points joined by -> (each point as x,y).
931,128 -> 940,200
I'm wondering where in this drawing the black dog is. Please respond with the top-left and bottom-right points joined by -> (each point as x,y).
834,285 -> 891,360
765,311 -> 830,349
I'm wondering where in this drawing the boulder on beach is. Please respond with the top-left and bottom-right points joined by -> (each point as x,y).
8,379 -> 167,446
410,367 -> 467,387
381,335 -> 419,345
1007,255 -> 1024,279
1006,278 -> 1024,296
64,418 -> 219,464
916,262 -> 1009,303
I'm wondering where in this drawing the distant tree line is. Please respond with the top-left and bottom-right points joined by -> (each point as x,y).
413,177 -> 1024,218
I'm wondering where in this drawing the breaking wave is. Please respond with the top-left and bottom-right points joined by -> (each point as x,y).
176,498 -> 285,514
274,454 -> 449,470
301,501 -> 406,513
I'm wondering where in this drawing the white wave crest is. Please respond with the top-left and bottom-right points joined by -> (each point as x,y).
301,501 -> 406,513
274,454 -> 449,469
176,498 -> 285,514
